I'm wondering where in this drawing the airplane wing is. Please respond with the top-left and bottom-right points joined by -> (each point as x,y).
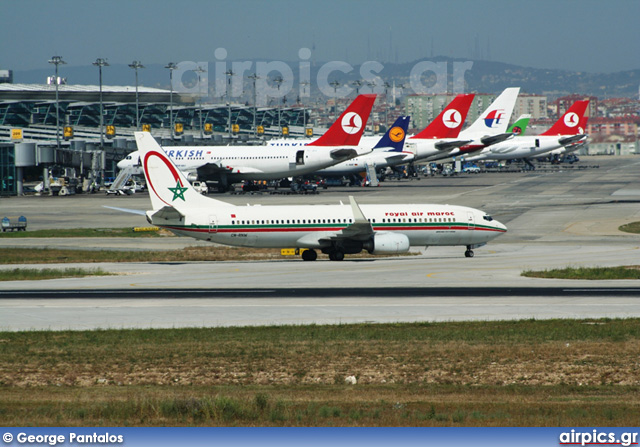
296,196 -> 374,248
435,139 -> 473,151
480,133 -> 514,146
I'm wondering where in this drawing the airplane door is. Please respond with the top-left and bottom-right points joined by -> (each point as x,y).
467,212 -> 475,230
296,150 -> 305,165
209,215 -> 218,233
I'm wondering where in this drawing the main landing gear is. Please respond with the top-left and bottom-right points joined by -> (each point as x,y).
464,245 -> 475,258
301,249 -> 318,261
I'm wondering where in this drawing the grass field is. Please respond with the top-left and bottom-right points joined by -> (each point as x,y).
1,319 -> 638,426
619,221 -> 640,234
522,266 -> 640,280
0,267 -> 110,281
0,228 -> 163,238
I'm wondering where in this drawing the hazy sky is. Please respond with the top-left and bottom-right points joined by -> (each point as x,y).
2,0 -> 639,73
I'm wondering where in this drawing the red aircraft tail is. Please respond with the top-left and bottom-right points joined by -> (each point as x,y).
308,94 -> 376,146
542,100 -> 589,136
410,94 -> 475,140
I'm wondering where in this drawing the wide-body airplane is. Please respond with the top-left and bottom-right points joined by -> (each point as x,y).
134,131 -> 507,261
118,95 -> 377,191
312,115 -> 413,177
404,87 -> 521,162
463,100 -> 590,164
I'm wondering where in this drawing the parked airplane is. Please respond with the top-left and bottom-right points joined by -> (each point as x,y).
133,131 -> 507,261
118,95 -> 377,191
311,115 -> 413,177
404,87 -> 521,162
463,100 -> 589,165
433,114 -> 531,162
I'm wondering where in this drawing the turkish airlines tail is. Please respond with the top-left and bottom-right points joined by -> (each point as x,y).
541,100 -> 590,136
307,94 -> 376,147
410,94 -> 475,139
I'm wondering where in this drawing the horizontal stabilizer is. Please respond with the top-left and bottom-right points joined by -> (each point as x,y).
103,205 -> 146,216
150,205 -> 185,222
435,139 -> 473,151
480,133 -> 514,146
559,134 -> 587,146
330,148 -> 359,160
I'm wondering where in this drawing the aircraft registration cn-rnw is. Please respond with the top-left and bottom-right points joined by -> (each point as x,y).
118,94 -> 377,191
133,131 -> 507,261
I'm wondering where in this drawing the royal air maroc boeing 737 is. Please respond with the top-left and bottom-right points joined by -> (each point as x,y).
133,131 -> 507,261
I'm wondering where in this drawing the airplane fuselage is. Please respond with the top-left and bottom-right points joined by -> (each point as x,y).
149,203 -> 506,249
464,135 -> 570,161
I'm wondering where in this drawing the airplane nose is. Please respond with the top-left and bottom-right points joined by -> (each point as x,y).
496,220 -> 507,232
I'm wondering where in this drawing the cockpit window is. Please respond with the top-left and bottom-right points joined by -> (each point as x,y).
483,215 -> 493,222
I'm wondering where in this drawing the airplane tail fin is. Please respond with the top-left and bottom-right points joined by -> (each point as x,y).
307,94 -> 376,146
508,114 -> 531,135
461,87 -> 520,137
410,94 -> 475,139
541,100 -> 589,136
134,132 -> 232,211
372,116 -> 410,151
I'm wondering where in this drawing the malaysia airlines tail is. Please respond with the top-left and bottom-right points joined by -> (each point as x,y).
460,87 -> 520,138
307,94 -> 376,147
410,94 -> 475,140
372,116 -> 411,151
541,100 -> 590,136
134,132 -> 232,212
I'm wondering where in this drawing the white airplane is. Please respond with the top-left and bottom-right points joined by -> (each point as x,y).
464,100 -> 590,165
133,131 -> 507,261
404,87 -> 521,162
312,115 -> 414,177
118,95 -> 377,191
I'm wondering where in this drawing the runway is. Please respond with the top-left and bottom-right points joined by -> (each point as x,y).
0,156 -> 639,331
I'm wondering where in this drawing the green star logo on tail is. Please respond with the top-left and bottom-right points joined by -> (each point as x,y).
168,181 -> 188,201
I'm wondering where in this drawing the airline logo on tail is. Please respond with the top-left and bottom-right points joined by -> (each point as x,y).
388,126 -> 406,143
442,109 -> 462,129
341,112 -> 363,135
564,112 -> 579,127
143,150 -> 189,206
484,109 -> 506,128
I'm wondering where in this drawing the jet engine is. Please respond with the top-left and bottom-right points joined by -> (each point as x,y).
186,172 -> 199,182
363,232 -> 410,254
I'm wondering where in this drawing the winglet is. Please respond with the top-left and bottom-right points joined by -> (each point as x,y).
308,94 -> 376,147
349,195 -> 370,225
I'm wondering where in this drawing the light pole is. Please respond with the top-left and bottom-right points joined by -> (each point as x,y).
329,80 -> 340,122
128,60 -> 145,129
165,62 -> 177,139
225,69 -> 235,137
352,80 -> 362,95
300,80 -> 310,136
273,76 -> 283,136
248,73 -> 259,137
384,81 -> 391,129
92,58 -> 109,149
367,81 -> 377,133
48,55 -> 66,150
92,57 -> 109,187
194,65 -> 207,139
